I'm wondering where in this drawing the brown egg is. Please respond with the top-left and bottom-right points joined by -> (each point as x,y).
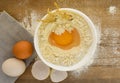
13,41 -> 33,59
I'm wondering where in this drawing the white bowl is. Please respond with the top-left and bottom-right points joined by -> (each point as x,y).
34,8 -> 97,71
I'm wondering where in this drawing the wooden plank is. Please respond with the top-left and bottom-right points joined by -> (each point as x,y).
0,0 -> 120,83
16,64 -> 120,83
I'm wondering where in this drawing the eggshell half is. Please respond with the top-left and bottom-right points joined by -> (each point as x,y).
31,60 -> 50,80
50,69 -> 68,82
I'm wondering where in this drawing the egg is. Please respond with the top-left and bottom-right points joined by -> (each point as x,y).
2,58 -> 26,77
49,28 -> 80,50
13,41 -> 33,59
51,30 -> 73,46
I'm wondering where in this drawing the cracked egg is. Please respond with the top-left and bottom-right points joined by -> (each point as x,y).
49,28 -> 80,50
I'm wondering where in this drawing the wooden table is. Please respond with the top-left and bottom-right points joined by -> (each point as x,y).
0,0 -> 120,83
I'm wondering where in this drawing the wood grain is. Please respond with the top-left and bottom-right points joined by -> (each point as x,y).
0,0 -> 120,83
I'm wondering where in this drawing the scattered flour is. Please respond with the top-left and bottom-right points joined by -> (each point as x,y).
70,46 -> 100,78
70,23 -> 101,78
18,0 -> 29,6
113,47 -> 120,55
108,6 -> 117,15
103,27 -> 120,37
70,26 -> 120,78
70,58 -> 94,78
20,10 -> 40,35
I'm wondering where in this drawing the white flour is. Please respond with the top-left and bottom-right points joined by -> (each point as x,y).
20,10 -> 40,35
103,27 -> 120,56
108,6 -> 117,15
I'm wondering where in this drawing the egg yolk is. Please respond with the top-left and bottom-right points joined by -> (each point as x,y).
49,28 -> 80,50
51,30 -> 73,46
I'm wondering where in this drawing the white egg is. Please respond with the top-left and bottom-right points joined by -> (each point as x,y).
2,58 -> 26,77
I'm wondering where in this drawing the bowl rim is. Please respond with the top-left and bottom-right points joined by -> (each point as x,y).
34,8 -> 97,71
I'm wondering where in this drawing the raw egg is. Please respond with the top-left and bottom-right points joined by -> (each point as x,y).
13,41 -> 33,59
51,30 -> 73,46
49,28 -> 80,50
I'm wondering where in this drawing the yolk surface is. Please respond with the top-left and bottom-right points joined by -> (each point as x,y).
49,28 -> 80,50
51,30 -> 73,46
